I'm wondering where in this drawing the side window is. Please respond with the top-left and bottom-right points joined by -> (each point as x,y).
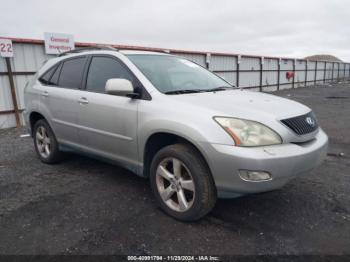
48,63 -> 62,86
39,64 -> 58,84
58,57 -> 86,89
86,56 -> 135,93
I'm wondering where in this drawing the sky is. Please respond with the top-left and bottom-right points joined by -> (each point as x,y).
1,0 -> 350,61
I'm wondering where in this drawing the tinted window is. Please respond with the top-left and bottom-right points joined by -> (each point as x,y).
86,56 -> 135,93
39,64 -> 58,84
48,63 -> 62,86
58,57 -> 86,89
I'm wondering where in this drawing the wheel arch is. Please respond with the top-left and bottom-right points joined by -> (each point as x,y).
29,111 -> 47,136
142,131 -> 212,179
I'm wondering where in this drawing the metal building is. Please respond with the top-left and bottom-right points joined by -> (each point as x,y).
1,37 -> 349,129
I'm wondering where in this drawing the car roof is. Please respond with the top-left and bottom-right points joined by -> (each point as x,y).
39,49 -> 172,76
119,50 -> 170,56
58,48 -> 170,58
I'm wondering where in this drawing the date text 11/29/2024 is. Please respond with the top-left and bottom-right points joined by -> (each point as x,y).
127,255 -> 220,261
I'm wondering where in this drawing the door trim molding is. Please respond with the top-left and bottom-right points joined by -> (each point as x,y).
52,118 -> 133,141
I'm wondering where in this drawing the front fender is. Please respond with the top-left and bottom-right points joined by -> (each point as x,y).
138,119 -> 214,170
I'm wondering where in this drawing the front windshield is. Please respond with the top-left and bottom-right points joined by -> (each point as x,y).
126,54 -> 233,93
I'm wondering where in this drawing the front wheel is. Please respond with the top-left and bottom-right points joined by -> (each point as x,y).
150,144 -> 217,221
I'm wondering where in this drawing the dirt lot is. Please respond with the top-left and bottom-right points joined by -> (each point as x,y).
0,83 -> 349,256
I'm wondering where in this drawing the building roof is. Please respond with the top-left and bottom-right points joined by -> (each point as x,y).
305,54 -> 343,62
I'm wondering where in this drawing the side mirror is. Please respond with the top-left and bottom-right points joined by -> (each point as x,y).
105,78 -> 136,97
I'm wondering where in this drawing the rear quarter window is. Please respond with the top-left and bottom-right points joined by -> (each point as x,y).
39,64 -> 58,84
49,63 -> 62,86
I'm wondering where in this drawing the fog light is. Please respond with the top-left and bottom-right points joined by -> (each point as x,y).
239,170 -> 272,182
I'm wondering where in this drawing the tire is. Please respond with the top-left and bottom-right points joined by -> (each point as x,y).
150,143 -> 217,221
33,119 -> 62,164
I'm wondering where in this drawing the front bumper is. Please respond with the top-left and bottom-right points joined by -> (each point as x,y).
200,129 -> 328,197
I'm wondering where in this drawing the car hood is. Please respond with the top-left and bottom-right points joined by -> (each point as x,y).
170,90 -> 311,120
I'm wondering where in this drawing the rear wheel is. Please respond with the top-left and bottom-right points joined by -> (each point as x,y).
150,144 -> 216,221
33,119 -> 62,164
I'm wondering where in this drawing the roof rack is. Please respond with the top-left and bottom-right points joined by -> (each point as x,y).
58,46 -> 118,57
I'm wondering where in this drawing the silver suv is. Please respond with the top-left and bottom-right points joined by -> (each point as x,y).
24,47 -> 328,221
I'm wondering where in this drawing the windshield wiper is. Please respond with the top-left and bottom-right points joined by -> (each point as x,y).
205,86 -> 236,92
164,86 -> 236,95
164,89 -> 206,95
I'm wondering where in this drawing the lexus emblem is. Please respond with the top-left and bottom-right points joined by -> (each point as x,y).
306,117 -> 316,127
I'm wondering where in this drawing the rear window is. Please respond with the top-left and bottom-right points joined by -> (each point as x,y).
58,57 -> 86,89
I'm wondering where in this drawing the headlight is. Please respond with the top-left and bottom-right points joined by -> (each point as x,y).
214,117 -> 282,147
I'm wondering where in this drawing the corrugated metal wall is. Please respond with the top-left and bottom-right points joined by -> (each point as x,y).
209,55 -> 237,86
0,43 -> 55,128
1,39 -> 350,129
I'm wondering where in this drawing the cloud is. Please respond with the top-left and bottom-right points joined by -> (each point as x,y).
1,0 -> 350,61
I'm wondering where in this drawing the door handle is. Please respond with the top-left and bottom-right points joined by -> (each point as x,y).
78,97 -> 89,105
42,91 -> 49,97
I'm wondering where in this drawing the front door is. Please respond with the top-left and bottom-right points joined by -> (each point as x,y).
76,55 -> 139,166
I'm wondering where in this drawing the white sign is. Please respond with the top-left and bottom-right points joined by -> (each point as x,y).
44,32 -> 74,55
0,39 -> 14,57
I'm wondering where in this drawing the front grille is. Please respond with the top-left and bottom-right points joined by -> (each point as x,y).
281,112 -> 318,135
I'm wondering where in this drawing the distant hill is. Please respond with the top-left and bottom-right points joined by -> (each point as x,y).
305,54 -> 342,62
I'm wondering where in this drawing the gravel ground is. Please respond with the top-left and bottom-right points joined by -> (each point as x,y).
0,83 -> 349,256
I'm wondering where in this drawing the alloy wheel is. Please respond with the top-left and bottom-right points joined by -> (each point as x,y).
155,157 -> 195,212
35,126 -> 51,158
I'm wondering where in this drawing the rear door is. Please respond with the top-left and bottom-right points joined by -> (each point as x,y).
40,56 -> 87,145
76,55 -> 139,165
